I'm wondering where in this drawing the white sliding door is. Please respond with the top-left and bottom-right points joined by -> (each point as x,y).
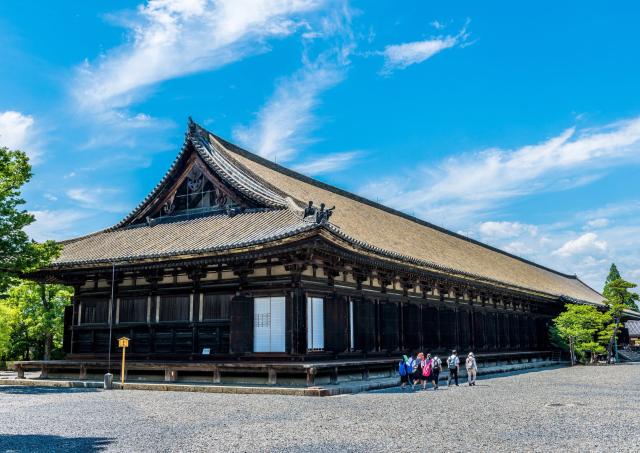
253,296 -> 286,352
307,297 -> 324,351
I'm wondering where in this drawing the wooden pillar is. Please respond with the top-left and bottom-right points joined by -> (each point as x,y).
290,287 -> 306,355
419,304 -> 424,351
70,286 -> 81,355
212,366 -> 221,384
79,364 -> 87,380
330,366 -> 339,385
399,301 -> 404,351
16,364 -> 24,379
470,309 -> 475,351
165,368 -> 177,382
375,299 -> 381,353
267,367 -> 277,385
40,365 -> 48,379
306,367 -> 316,387
436,306 -> 442,351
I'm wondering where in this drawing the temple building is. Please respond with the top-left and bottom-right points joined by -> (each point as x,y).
29,118 -> 614,385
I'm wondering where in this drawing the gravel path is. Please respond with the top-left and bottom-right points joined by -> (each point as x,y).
1,364 -> 639,452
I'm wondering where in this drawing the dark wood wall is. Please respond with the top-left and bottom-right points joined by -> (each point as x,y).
66,270 -> 557,360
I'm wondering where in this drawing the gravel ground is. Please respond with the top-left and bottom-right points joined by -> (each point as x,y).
1,364 -> 639,453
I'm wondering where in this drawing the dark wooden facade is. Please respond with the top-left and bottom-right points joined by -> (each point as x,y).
59,241 -> 558,361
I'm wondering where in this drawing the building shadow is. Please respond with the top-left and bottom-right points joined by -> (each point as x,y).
0,386 -> 99,395
0,434 -> 112,452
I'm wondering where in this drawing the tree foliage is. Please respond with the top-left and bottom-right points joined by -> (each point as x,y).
603,277 -> 639,361
0,146 -> 67,365
0,146 -> 60,292
603,275 -> 639,312
0,281 -> 72,361
605,263 -> 621,287
550,304 -> 612,364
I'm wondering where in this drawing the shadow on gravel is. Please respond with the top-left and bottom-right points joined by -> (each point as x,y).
0,434 -> 112,452
0,386 -> 99,395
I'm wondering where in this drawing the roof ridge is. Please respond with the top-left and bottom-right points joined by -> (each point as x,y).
203,125 -> 582,281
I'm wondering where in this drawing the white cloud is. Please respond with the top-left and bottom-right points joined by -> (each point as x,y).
25,210 -> 92,242
0,110 -> 41,162
66,187 -> 128,213
363,117 -> 640,225
430,20 -> 445,30
478,221 -> 538,239
380,23 -> 469,74
585,218 -> 609,229
233,52 -> 346,161
74,0 -> 326,112
553,232 -> 608,257
291,150 -> 360,175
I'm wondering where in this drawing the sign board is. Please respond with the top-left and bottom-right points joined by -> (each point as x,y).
202,348 -> 211,355
118,337 -> 130,348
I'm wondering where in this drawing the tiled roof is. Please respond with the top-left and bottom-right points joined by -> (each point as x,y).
210,131 -> 606,306
54,119 -> 608,307
54,209 -> 316,266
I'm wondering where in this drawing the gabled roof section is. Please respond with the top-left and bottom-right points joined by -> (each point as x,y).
202,123 -> 606,306
112,118 -> 293,229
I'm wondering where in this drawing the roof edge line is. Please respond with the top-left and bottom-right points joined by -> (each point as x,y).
210,129 -> 580,281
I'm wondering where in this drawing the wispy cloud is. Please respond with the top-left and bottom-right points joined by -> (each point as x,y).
233,54 -> 345,161
66,187 -> 129,213
73,0 -> 326,113
25,209 -> 93,242
379,22 -> 469,74
232,3 -> 354,162
361,117 -> 640,226
292,150 -> 361,175
0,110 -> 42,162
478,221 -> 538,239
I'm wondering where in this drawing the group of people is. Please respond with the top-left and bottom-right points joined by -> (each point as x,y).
398,350 -> 478,390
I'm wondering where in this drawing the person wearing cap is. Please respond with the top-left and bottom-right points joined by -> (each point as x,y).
466,352 -> 478,386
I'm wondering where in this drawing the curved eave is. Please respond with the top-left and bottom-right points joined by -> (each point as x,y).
45,224 -> 322,271
316,225 -> 589,303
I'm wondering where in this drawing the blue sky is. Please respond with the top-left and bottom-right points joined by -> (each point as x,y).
1,0 -> 640,291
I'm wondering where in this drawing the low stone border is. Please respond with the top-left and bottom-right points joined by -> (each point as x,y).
0,360 -> 568,396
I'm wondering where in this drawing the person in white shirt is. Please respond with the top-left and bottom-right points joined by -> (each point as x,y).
447,350 -> 460,387
466,352 -> 478,386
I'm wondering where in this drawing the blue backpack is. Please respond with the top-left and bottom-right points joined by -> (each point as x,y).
398,360 -> 408,376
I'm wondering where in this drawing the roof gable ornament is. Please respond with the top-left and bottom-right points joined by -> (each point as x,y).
303,201 -> 335,224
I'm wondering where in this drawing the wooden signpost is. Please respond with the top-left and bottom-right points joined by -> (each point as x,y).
118,337 -> 130,385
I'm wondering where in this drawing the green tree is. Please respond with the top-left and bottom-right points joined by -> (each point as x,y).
0,146 -> 60,292
550,304 -> 612,364
603,278 -> 639,361
605,263 -> 621,286
0,281 -> 72,361
0,302 -> 17,366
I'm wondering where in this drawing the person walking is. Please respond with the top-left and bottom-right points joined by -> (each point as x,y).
398,354 -> 412,390
430,354 -> 442,390
421,353 -> 433,390
412,352 -> 424,390
447,350 -> 460,387
466,352 -> 478,386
